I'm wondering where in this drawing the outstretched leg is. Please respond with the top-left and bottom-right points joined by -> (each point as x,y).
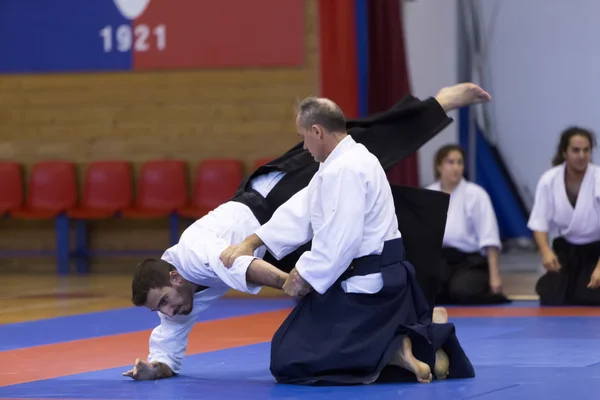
346,83 -> 491,173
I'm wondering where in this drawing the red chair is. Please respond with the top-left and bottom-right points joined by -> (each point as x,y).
0,161 -> 24,215
11,161 -> 77,220
122,160 -> 188,218
121,160 -> 188,245
67,161 -> 134,274
178,159 -> 244,219
67,161 -> 133,220
9,161 -> 78,275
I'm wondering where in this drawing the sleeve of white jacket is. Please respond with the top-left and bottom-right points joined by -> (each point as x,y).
473,188 -> 502,250
188,236 -> 261,294
295,167 -> 366,294
527,176 -> 551,232
147,311 -> 197,374
254,187 -> 313,260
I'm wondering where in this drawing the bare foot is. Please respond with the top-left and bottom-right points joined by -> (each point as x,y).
390,337 -> 432,383
434,349 -> 450,380
435,82 -> 491,112
432,307 -> 448,323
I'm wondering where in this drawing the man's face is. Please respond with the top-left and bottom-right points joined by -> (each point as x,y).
297,116 -> 326,163
144,272 -> 193,317
564,135 -> 591,173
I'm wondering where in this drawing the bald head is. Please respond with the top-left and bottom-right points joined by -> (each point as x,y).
295,96 -> 346,134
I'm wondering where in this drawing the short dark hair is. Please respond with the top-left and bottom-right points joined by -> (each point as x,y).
296,96 -> 346,133
551,126 -> 596,166
131,258 -> 176,306
434,144 -> 466,179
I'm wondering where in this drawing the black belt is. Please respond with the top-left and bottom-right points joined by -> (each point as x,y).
341,238 -> 405,279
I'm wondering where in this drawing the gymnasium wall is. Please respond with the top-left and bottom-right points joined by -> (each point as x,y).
0,0 -> 319,272
404,0 -> 600,218
403,0 -> 460,187
477,0 -> 600,209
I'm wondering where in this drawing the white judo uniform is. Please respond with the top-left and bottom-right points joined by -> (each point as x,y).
426,178 -> 506,304
427,179 -> 501,254
528,162 -> 600,305
147,170 -> 286,373
254,136 -> 401,295
528,163 -> 600,246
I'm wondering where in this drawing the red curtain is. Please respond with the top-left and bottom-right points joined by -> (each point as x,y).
318,0 -> 359,118
367,0 -> 419,186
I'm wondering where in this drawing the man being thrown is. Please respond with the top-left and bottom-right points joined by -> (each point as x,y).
220,97 -> 476,386
123,83 -> 491,381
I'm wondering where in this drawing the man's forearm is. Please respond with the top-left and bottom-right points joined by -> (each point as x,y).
533,231 -> 551,254
246,258 -> 288,289
244,234 -> 265,252
485,247 -> 500,276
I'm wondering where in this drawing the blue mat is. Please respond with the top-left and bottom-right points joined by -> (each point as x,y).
1,313 -> 599,400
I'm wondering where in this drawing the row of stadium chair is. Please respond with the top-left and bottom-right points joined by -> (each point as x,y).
0,157 -> 273,274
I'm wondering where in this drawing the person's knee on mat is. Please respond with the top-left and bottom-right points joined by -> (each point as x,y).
447,273 -> 487,303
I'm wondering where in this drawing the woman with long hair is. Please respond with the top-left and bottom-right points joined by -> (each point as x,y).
528,126 -> 600,305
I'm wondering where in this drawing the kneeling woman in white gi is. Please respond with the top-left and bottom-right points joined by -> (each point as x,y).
427,144 -> 509,304
528,127 -> 600,305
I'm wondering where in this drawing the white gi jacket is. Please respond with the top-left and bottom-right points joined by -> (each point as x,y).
528,163 -> 600,245
427,178 -> 501,253
254,136 -> 401,295
146,171 -> 285,373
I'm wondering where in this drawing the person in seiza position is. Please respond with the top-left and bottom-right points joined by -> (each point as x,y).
122,83 -> 491,381
426,144 -> 510,305
528,126 -> 600,305
219,96 -> 480,386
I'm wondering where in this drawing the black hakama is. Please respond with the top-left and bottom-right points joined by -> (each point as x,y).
435,247 -> 510,305
391,185 -> 449,309
269,238 -> 475,385
536,237 -> 600,305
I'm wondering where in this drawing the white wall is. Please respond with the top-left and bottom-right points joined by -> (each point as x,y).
479,0 -> 600,208
402,0 -> 460,187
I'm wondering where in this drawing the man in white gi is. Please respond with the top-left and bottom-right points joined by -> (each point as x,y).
122,83 -> 490,381
220,96 -> 477,385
